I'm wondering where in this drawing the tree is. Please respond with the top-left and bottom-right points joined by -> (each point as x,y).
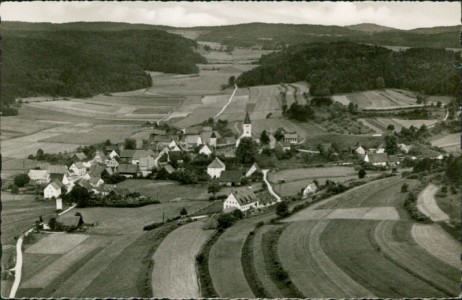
358,168 -> 366,179
36,148 -> 45,160
235,137 -> 258,164
376,76 -> 385,89
274,128 -> 285,141
68,185 -> 91,208
180,207 -> 188,216
401,183 -> 408,193
387,124 -> 395,131
384,135 -> 399,155
208,183 -> 221,199
11,185 -> 19,194
275,201 -> 290,217
14,174 -> 30,187
260,130 -> 270,145
105,139 -> 112,146
228,76 -> 235,87
124,138 -> 136,150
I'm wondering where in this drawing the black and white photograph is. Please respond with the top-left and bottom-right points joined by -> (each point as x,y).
1,1 -> 461,298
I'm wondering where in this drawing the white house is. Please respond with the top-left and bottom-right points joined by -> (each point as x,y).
70,162 -> 87,176
302,183 -> 318,198
93,151 -> 107,163
105,157 -> 119,169
199,144 -> 213,156
223,187 -> 258,212
108,150 -> 119,159
245,162 -> 261,177
207,157 -> 226,178
44,181 -> 62,199
355,145 -> 366,155
28,170 -> 51,185
283,132 -> 299,144
183,135 -> 203,148
364,153 -> 389,167
169,139 -> 182,151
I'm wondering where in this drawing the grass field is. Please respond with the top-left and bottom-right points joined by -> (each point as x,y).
303,133 -> 383,150
151,221 -> 215,298
431,133 -> 461,152
333,89 -> 422,110
268,166 -> 356,183
17,200 -> 207,297
321,219 -> 456,297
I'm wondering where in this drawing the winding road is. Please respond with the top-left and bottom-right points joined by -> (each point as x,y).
214,84 -> 238,119
262,169 -> 281,202
416,184 -> 449,222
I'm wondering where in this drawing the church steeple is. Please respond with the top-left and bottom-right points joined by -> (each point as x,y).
244,111 -> 251,125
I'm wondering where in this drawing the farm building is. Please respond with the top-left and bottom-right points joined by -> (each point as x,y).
354,145 -> 366,155
245,162 -> 261,177
46,165 -> 68,182
44,181 -> 63,199
217,137 -> 237,148
199,144 -> 213,156
388,155 -> 400,167
215,146 -> 236,158
72,152 -> 87,162
93,151 -> 107,163
302,182 -> 318,198
364,153 -> 389,166
200,131 -> 221,146
256,193 -> 277,209
182,135 -> 203,148
207,157 -> 226,178
219,171 -> 242,186
118,164 -> 140,178
223,187 -> 258,212
28,170 -> 51,184
88,163 -> 106,178
58,214 -> 84,231
139,156 -> 156,176
69,162 -> 87,176
284,132 -> 299,144
183,126 -> 203,135
120,149 -> 155,165
275,141 -> 291,152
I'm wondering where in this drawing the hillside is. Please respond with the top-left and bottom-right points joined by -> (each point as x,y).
196,22 -> 459,49
1,22 -> 207,108
236,42 -> 460,97
346,23 -> 397,33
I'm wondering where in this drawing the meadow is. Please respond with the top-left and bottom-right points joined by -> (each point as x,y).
332,89 -> 422,110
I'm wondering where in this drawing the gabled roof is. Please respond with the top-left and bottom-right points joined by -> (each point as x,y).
200,144 -> 212,153
284,132 -> 298,139
202,126 -> 213,132
208,157 -> 225,169
94,151 -> 107,160
211,131 -> 217,138
163,164 -> 176,174
118,164 -> 139,174
48,181 -> 62,191
184,135 -> 201,144
219,171 -> 242,183
28,169 -> 50,180
120,149 -> 137,158
367,153 -> 389,163
89,176 -> 103,185
46,165 -> 67,174
200,131 -> 221,144
77,179 -> 93,190
89,164 -> 106,177
120,149 -> 153,160
244,111 -> 251,125
388,155 -> 400,162
72,162 -> 86,169
230,187 -> 257,206
73,152 -> 87,161
216,137 -> 236,146
139,156 -> 155,168
58,215 -> 82,228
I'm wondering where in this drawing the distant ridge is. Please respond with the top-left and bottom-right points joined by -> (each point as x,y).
346,23 -> 397,33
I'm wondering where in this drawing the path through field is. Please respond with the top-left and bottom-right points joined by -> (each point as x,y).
214,84 -> 238,119
417,184 -> 449,222
151,221 -> 214,298
262,170 -> 281,202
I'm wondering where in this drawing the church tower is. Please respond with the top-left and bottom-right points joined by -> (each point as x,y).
243,111 -> 252,138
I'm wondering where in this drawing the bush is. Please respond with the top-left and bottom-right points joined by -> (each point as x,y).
358,168 -> 366,179
401,183 -> 408,193
256,221 -> 264,228
143,222 -> 164,231
14,174 -> 30,187
275,201 -> 290,217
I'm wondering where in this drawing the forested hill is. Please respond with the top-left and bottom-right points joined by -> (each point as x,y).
1,22 -> 207,107
236,42 -> 460,97
196,23 -> 460,49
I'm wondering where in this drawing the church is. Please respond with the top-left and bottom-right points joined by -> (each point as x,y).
236,111 -> 252,147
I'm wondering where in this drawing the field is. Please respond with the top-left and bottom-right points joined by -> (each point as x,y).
17,200 -> 207,297
151,221 -> 215,298
430,133 -> 461,153
416,184 -> 449,222
303,133 -> 383,150
116,180 -> 208,202
332,89 -> 422,110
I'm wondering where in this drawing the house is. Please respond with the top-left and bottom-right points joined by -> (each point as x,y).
364,153 -> 389,167
28,170 -> 51,184
376,144 -> 386,154
152,135 -> 174,149
58,214 -> 84,231
72,152 -> 87,162
216,137 -> 237,148
199,144 -> 213,156
200,131 -> 221,146
69,162 -> 87,176
169,139 -> 182,151
77,178 -> 93,191
169,151 -> 184,164
302,182 -> 318,198
245,162 -> 261,177
46,165 -> 68,182
275,141 -> 291,152
162,164 -> 176,175
93,151 -> 107,163
183,135 -> 203,148
139,156 -> 156,176
88,176 -> 104,188
105,157 -> 119,169
354,145 -> 366,155
44,181 -> 63,199
388,155 -> 400,167
183,126 -> 203,135
215,146 -> 236,158
218,171 -> 242,186
223,187 -> 258,212
283,132 -> 299,144
120,149 -> 155,165
256,192 -> 277,209
118,164 -> 140,178
88,163 -> 106,178
107,149 -> 119,159
207,157 -> 226,178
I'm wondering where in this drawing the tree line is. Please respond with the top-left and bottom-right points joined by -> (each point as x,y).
236,42 -> 460,97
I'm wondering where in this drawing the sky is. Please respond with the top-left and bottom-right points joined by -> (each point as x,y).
1,1 -> 460,30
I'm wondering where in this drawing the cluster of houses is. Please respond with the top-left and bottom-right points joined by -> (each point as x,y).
353,144 -> 401,167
